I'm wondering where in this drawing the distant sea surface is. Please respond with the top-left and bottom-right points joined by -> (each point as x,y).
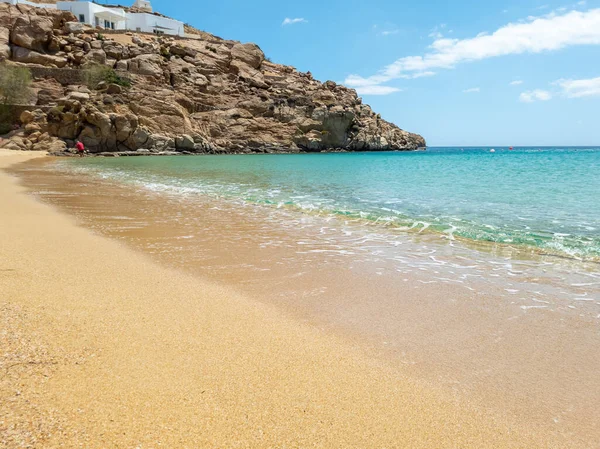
56,147 -> 600,261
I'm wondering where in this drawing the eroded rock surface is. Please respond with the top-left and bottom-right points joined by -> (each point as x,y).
0,3 -> 425,153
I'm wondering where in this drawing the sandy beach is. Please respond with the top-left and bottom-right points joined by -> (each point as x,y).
0,150 -> 586,448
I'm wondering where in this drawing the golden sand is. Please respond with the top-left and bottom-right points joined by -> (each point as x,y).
0,150 -> 564,448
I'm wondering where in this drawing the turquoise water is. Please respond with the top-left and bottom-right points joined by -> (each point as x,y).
56,147 -> 600,261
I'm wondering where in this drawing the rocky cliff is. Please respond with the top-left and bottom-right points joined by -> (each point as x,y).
0,3 -> 426,154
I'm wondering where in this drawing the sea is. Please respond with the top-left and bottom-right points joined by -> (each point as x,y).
55,146 -> 600,259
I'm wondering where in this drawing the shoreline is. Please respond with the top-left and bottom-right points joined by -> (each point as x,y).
43,149 -> 600,265
49,147 -> 426,158
0,149 -> 592,447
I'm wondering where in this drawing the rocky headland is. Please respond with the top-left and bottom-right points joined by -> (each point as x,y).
0,3 -> 425,155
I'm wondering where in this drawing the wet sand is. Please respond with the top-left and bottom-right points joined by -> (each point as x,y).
0,151 -> 596,448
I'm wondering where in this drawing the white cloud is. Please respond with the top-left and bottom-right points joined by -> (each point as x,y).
381,29 -> 400,36
282,18 -> 307,26
411,71 -> 436,78
519,89 -> 552,102
554,76 -> 600,97
355,85 -> 402,96
463,87 -> 481,93
510,80 -> 524,85
344,8 -> 600,90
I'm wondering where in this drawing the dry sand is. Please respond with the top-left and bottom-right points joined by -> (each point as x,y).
0,150 -> 557,448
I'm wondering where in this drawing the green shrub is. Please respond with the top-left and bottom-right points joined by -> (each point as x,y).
0,105 -> 11,135
84,64 -> 132,89
0,64 -> 32,134
0,64 -> 32,104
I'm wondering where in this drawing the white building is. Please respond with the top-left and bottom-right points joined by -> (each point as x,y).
1,0 -> 185,36
132,0 -> 151,12
125,11 -> 184,36
56,1 -> 127,30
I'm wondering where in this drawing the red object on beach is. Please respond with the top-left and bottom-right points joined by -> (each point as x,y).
76,141 -> 85,152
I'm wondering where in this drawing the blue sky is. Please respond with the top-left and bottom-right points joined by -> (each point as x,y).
149,0 -> 600,146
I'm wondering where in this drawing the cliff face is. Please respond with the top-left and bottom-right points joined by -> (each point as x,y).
0,3 -> 426,154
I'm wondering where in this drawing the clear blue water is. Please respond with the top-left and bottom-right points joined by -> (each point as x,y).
56,147 -> 600,261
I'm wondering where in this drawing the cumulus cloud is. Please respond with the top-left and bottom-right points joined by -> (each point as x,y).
554,76 -> 600,97
282,18 -> 307,26
510,80 -> 524,85
463,87 -> 481,93
355,85 -> 402,96
344,8 -> 600,90
518,75 -> 600,101
519,89 -> 552,102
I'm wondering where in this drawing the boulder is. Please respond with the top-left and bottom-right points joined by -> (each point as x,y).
85,109 -> 111,136
10,15 -> 54,52
11,46 -> 68,67
78,125 -> 102,148
175,134 -> 194,150
230,59 -> 267,89
19,110 -> 36,124
32,136 -> 67,152
106,83 -> 122,95
103,43 -> 124,60
63,22 -> 84,34
230,43 -> 264,69
46,109 -> 81,139
128,127 -> 150,148
113,113 -> 137,142
0,27 -> 10,60
68,91 -> 90,102
48,36 -> 61,52
86,49 -> 106,65
128,54 -> 163,77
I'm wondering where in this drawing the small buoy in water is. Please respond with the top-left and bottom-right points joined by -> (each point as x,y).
509,146 -> 514,150
490,149 -> 496,153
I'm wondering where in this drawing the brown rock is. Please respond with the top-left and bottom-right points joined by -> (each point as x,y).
11,46 -> 68,67
63,21 -> 84,34
128,54 -> 163,77
0,27 -> 11,59
106,83 -> 122,95
10,15 -> 53,52
231,42 -> 264,69
85,49 -> 106,65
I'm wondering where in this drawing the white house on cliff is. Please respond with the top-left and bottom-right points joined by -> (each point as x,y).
1,0 -> 185,36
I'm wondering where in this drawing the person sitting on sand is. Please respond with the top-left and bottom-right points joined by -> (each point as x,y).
76,140 -> 85,157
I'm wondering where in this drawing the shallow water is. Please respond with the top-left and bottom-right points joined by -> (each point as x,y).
41,147 -> 600,318
55,147 -> 600,260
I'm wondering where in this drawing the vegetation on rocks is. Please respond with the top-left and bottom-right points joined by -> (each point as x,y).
0,64 -> 31,134
83,64 -> 131,89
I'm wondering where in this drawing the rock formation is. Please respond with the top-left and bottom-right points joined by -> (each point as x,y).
0,3 -> 425,154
